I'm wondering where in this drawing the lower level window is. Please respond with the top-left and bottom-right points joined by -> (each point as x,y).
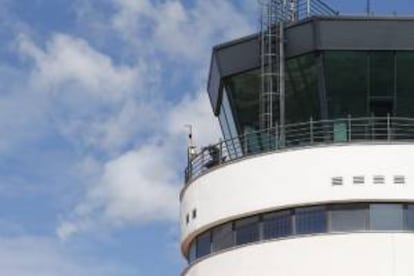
187,202 -> 414,264
296,206 -> 327,234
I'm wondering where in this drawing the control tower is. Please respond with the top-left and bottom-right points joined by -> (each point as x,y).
180,1 -> 414,275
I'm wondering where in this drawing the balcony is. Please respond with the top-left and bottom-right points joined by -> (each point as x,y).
184,116 -> 414,184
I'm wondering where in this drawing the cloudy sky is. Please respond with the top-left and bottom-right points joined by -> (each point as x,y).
0,0 -> 411,275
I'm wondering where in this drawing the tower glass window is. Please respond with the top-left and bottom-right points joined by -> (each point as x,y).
328,204 -> 369,232
212,222 -> 234,252
235,216 -> 260,245
370,204 -> 404,230
296,206 -> 327,234
262,210 -> 293,239
196,232 -> 211,258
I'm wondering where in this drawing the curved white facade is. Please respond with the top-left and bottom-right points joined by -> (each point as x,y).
180,144 -> 414,274
185,233 -> 414,276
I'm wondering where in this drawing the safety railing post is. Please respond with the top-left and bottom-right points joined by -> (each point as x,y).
348,114 -> 352,142
219,139 -> 223,164
387,113 -> 391,141
275,123 -> 279,150
310,117 -> 314,144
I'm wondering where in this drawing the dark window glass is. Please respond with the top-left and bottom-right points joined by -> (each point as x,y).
222,89 -> 239,140
212,222 -> 234,252
196,232 -> 211,258
328,204 -> 369,232
188,240 -> 197,263
324,51 -> 368,119
220,89 -> 242,158
296,206 -> 327,234
225,69 -> 261,135
370,204 -> 403,230
370,52 -> 395,98
286,53 -> 320,124
396,52 -> 414,118
404,204 -> 414,230
235,216 -> 260,245
263,210 -> 292,239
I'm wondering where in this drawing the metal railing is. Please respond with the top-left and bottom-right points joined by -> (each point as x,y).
295,0 -> 339,20
184,116 -> 414,184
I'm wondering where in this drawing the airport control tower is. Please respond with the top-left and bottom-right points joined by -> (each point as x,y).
180,1 -> 414,275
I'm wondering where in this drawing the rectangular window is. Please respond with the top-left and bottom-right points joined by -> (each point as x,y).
370,51 -> 395,98
296,206 -> 327,234
370,204 -> 403,230
235,216 -> 259,245
404,204 -> 414,230
262,210 -> 293,239
196,231 -> 211,258
188,240 -> 197,263
212,222 -> 234,252
328,204 -> 369,232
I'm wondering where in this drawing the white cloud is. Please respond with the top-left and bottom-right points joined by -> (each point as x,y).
18,33 -> 141,101
57,91 -> 220,238
0,236 -> 137,276
3,0 -> 253,239
17,33 -> 161,153
111,0 -> 255,62
53,0 -> 252,238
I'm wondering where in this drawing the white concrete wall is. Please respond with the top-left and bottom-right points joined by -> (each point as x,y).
184,233 -> 414,276
181,144 -> 414,249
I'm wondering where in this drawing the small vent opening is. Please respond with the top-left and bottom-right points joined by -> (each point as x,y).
373,175 -> 385,184
394,175 -> 406,185
332,177 -> 343,186
353,176 -> 365,185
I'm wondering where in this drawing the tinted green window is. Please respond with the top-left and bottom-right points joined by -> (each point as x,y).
324,51 -> 368,118
396,52 -> 414,117
370,52 -> 395,98
286,53 -> 320,123
225,69 -> 261,134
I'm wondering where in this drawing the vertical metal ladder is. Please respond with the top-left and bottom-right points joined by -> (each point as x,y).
259,0 -> 287,142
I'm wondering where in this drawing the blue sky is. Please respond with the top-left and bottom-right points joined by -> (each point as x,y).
0,0 -> 413,275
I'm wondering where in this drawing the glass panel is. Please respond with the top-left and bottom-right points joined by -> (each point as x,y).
370,52 -> 394,98
333,121 -> 347,142
324,51 -> 368,119
222,89 -> 243,158
286,53 -> 320,124
396,52 -> 414,118
219,108 -> 231,141
235,216 -> 259,245
370,204 -> 403,230
225,69 -> 261,135
328,204 -> 369,232
404,204 -> 414,230
296,206 -> 327,234
222,89 -> 239,140
196,231 -> 211,258
188,240 -> 197,263
263,210 -> 292,239
212,222 -> 234,252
